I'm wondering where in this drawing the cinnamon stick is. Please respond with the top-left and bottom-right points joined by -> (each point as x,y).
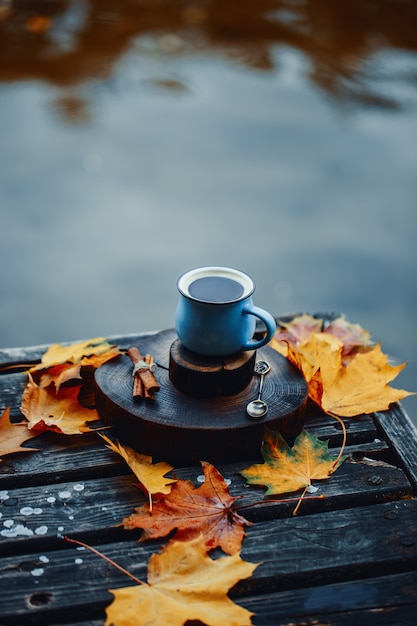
144,354 -> 156,401
132,370 -> 144,399
127,347 -> 160,400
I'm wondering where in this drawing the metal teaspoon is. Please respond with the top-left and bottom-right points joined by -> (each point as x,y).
246,360 -> 271,418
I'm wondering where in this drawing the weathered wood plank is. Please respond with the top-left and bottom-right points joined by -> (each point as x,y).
0,421 -> 392,492
0,433 -> 126,489
239,570 -> 417,625
12,589 -> 417,626
0,540 -> 135,625
43,604 -> 417,626
4,572 -> 417,626
239,499 -> 417,592
0,500 -> 416,624
0,474 -> 143,557
44,607 -> 417,626
0,372 -> 27,416
1,328 -> 416,625
304,409 -> 380,446
0,452 -> 413,557
374,404 -> 417,492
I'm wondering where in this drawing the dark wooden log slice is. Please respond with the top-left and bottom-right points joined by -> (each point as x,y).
95,329 -> 308,465
168,338 -> 257,397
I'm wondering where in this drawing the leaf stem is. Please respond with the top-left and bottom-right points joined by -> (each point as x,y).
292,485 -> 308,516
63,536 -> 145,585
327,412 -> 347,471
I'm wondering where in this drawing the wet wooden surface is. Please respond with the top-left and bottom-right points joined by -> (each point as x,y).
0,331 -> 416,625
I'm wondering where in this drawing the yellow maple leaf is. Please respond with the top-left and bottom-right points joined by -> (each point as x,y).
314,340 -> 413,417
100,434 -> 176,508
20,339 -> 120,435
288,332 -> 342,384
241,428 -> 345,497
38,350 -> 120,391
270,314 -> 326,367
271,321 -> 413,417
20,374 -> 99,435
104,535 -> 259,626
0,407 -> 40,459
30,337 -> 120,371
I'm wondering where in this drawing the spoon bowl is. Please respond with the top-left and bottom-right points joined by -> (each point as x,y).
246,398 -> 268,418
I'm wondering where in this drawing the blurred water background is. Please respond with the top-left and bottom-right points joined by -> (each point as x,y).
1,0 -> 416,423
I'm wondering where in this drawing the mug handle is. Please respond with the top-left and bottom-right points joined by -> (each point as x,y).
242,305 -> 277,350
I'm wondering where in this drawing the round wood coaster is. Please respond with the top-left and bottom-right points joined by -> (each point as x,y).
95,329 -> 308,466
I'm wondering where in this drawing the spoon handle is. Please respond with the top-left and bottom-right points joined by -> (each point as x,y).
257,372 -> 266,399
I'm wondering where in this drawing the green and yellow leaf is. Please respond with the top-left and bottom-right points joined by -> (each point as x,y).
241,428 -> 345,496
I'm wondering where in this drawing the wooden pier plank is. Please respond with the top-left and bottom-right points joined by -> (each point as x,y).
1,329 -> 417,625
374,404 -> 417,490
239,570 -> 417,626
0,455 -> 413,559
0,500 -> 416,624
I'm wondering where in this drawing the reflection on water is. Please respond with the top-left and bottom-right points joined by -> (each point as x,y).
2,0 -> 417,112
1,1 -> 416,422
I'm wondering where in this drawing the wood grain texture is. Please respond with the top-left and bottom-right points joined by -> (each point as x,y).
0,455 -> 412,558
5,571 -> 417,626
169,337 -> 256,396
239,570 -> 417,625
0,500 -> 416,624
374,404 -> 417,491
95,329 -> 309,464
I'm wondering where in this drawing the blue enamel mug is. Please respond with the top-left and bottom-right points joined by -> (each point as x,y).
175,266 -> 276,356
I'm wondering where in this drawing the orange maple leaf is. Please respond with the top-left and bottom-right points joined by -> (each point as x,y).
20,374 -> 99,434
0,407 -> 40,459
20,338 -> 120,434
38,363 -> 83,390
121,461 -> 251,555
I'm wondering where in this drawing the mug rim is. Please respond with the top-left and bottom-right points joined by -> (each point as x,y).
177,266 -> 255,304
